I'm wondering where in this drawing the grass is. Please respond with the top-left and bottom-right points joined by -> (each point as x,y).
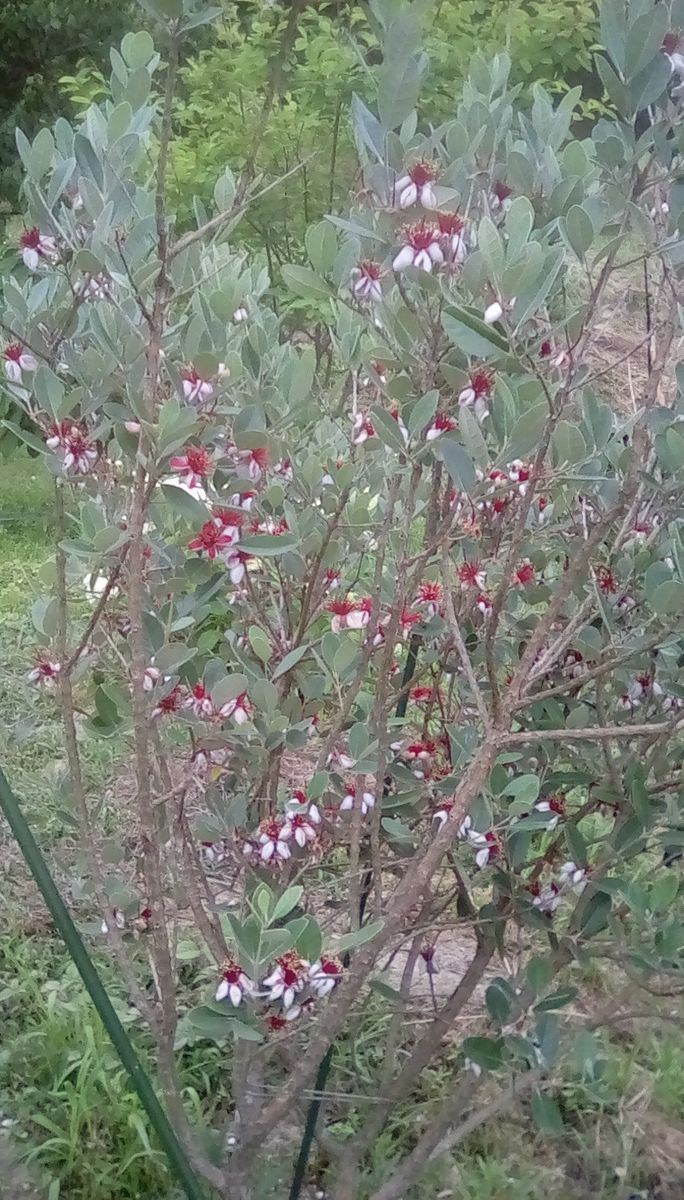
2,456 -> 684,1199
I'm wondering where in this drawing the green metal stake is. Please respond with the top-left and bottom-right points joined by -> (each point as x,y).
0,767 -> 207,1200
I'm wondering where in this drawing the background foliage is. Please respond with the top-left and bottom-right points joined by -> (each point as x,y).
0,0 -> 138,223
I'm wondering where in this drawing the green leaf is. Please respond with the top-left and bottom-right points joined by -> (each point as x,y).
211,674 -> 249,707
348,722 -> 369,761
599,0 -> 626,73
534,987 -> 578,1013
513,248 -> 565,327
503,774 -> 540,804
632,52 -> 671,111
485,982 -> 510,1025
436,439 -> 477,491
531,1091 -> 564,1135
370,979 -> 408,1006
369,405 -> 408,454
333,638 -> 358,678
248,625 -> 272,663
652,580 -> 684,617
650,872 -> 679,912
625,4 -> 667,79
505,196 -> 535,261
564,205 -> 593,259
186,1006 -> 238,1041
29,128 -> 55,180
2,420 -> 48,455
552,420 -> 587,465
290,915 -> 322,962
595,55 -> 629,117
334,920 -> 383,953
33,366 -> 65,421
239,534 -> 299,558
407,391 -> 439,440
161,484 -> 208,526
582,392 -> 614,450
153,644 -> 196,673
378,56 -> 421,130
281,264 -> 334,302
305,221 -> 338,274
506,402 -> 548,461
526,956 -> 553,994
271,886 -> 304,923
272,644 -> 309,680
442,307 -> 508,358
577,890 -> 611,937
458,406 -> 489,469
478,216 -> 505,282
462,1036 -> 503,1071
121,30 -> 155,69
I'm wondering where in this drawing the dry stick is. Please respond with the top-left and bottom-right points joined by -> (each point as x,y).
347,938 -> 496,1170
389,1072 -> 546,1196
367,467 -> 427,920
237,737 -> 499,1156
294,484 -> 352,644
53,486 -> 159,1029
151,730 -> 228,963
64,551 -> 128,674
448,1065 -> 547,1140
441,543 -> 491,729
595,676 -> 624,798
314,473 -> 404,772
508,505 -> 623,701
501,718 -> 684,744
125,37 -> 221,1187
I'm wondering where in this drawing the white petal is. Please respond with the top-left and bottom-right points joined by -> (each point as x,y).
216,979 -> 230,1001
261,841 -> 275,861
425,426 -> 441,441
399,182 -> 418,209
277,841 -> 291,860
346,610 -> 367,629
5,361 -> 22,383
23,248 -> 39,271
393,245 -> 416,271
484,302 -> 503,325
295,827 -> 307,847
427,242 -> 444,263
283,987 -> 296,1009
458,387 -> 476,406
414,250 -> 433,272
421,184 -> 437,209
229,983 -> 243,1006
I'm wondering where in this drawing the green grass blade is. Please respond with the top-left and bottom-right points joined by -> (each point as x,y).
0,766 -> 207,1200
